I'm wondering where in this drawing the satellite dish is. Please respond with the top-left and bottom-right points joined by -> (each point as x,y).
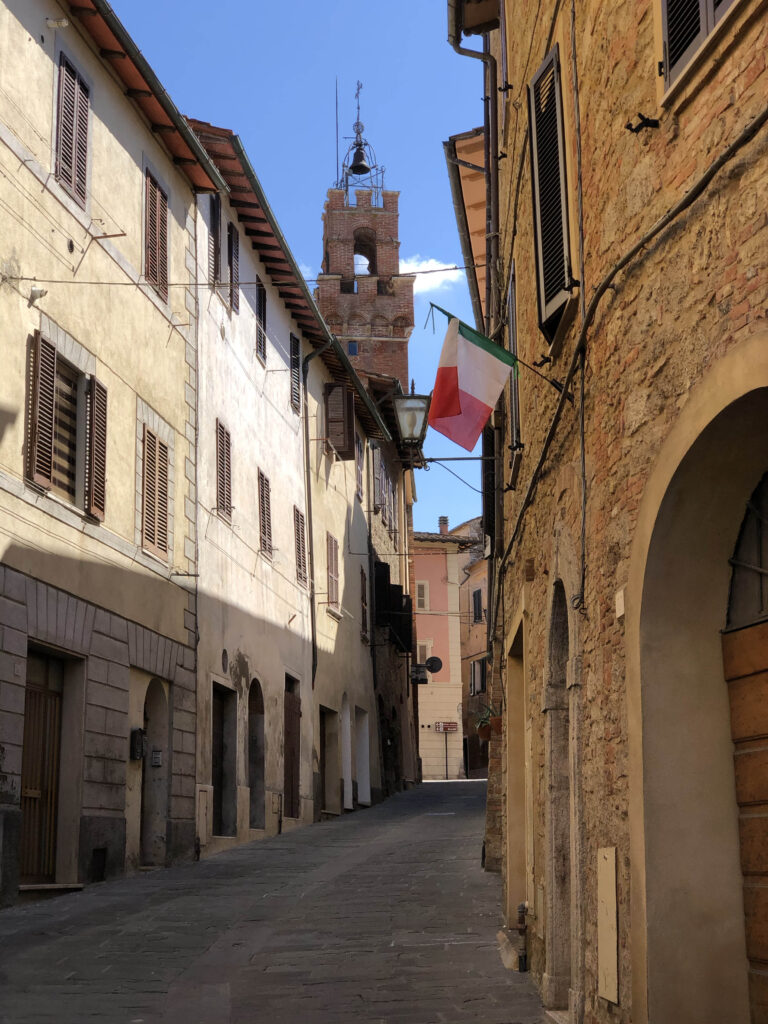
425,656 -> 442,674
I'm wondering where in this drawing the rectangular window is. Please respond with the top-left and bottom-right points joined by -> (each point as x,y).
508,261 -> 521,447
470,658 -> 487,696
294,506 -> 308,586
258,469 -> 272,557
142,424 -> 169,558
215,419 -> 232,521
290,334 -> 301,412
327,532 -> 339,610
360,566 -> 368,637
227,221 -> 239,313
355,433 -> 364,500
145,170 -> 168,301
55,54 -> 89,207
416,581 -> 429,611
255,277 -> 267,361
28,331 -> 107,518
208,193 -> 221,286
528,45 -> 572,344
661,0 -> 737,87
472,588 -> 484,623
324,382 -> 355,460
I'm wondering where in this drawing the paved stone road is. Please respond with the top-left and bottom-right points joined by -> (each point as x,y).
0,781 -> 544,1024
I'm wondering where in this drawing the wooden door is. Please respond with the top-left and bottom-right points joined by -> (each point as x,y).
722,620 -> 768,1023
19,655 -> 63,883
284,690 -> 301,819
211,686 -> 226,836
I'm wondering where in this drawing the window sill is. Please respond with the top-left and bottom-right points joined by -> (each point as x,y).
141,546 -> 169,568
326,605 -> 342,622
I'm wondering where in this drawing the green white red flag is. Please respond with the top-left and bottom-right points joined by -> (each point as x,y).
428,306 -> 518,451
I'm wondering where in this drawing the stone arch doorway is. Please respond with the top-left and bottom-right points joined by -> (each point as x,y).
543,579 -> 571,1010
247,679 -> 265,830
633,386 -> 768,1023
341,693 -> 353,811
141,678 -> 169,867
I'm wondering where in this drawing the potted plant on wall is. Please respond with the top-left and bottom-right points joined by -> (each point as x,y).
475,702 -> 501,741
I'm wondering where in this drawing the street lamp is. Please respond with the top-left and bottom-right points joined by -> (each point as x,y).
392,391 -> 431,446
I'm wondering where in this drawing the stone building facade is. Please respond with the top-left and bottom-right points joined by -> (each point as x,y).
446,1 -> 768,1022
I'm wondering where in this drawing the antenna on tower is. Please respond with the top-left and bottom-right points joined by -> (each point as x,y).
335,81 -> 385,205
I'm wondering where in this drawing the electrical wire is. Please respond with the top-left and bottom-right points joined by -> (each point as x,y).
431,460 -> 483,494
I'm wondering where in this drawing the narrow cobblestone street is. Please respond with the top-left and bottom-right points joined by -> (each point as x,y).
0,782 -> 543,1024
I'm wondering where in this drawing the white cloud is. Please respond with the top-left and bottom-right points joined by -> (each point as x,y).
399,256 -> 464,294
299,262 -> 313,279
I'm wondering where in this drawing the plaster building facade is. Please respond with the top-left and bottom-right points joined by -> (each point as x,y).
446,1 -> 768,1022
0,0 -> 224,904
413,518 -> 466,780
453,517 -> 489,779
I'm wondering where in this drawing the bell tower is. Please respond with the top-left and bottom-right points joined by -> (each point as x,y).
315,84 -> 414,391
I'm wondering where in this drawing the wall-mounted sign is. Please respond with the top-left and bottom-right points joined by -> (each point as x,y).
435,721 -> 458,733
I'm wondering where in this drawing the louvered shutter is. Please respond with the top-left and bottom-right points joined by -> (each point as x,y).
324,383 -> 354,460
374,560 -> 390,626
259,470 -> 272,556
156,186 -> 168,301
56,56 -> 89,207
661,0 -> 706,86
327,533 -> 339,608
294,507 -> 307,586
74,76 -> 89,205
228,222 -> 239,313
156,439 -> 169,553
290,335 -> 301,411
142,425 -> 167,557
256,279 -> 267,360
372,446 -> 382,509
145,172 -> 168,301
145,172 -> 158,290
30,332 -> 56,487
416,582 -> 427,611
216,419 -> 232,519
86,377 -> 107,520
208,193 -> 221,285
361,566 -> 368,635
528,45 -> 573,343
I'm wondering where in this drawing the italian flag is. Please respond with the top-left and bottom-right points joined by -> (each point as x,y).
428,308 -> 517,451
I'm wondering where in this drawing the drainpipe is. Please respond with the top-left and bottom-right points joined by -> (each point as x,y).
302,337 -> 331,689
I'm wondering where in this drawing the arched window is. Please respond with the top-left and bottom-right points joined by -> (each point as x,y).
353,227 -> 377,276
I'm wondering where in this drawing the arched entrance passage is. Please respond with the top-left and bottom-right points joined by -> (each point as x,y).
141,678 -> 169,867
633,387 -> 768,1023
248,679 -> 265,829
341,693 -> 353,811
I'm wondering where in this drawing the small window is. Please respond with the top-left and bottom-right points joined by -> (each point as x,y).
290,334 -> 301,412
661,0 -> 736,87
472,588 -> 484,623
142,424 -> 169,559
55,54 -> 89,207
227,222 -> 239,313
360,566 -> 368,638
355,434 -> 364,501
208,193 -> 221,286
415,581 -> 429,611
324,382 -> 355,460
348,341 -> 359,356
215,419 -> 232,521
145,170 -> 168,301
294,506 -> 308,586
470,658 -> 487,695
255,277 -> 267,361
327,533 -> 340,610
258,470 -> 272,557
28,331 -> 107,518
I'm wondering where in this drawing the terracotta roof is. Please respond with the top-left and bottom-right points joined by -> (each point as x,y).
412,532 -> 473,546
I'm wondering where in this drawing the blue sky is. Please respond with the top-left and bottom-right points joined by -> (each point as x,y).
115,0 -> 484,533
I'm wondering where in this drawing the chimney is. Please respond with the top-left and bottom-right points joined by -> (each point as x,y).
438,516 -> 449,535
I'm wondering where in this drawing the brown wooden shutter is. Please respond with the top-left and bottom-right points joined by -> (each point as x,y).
86,377 -> 107,520
216,419 -> 232,519
327,533 -> 339,608
661,0 -> 706,86
256,278 -> 267,360
145,172 -> 168,301
294,506 -> 307,586
55,56 -> 89,207
528,44 -> 573,343
208,193 -> 221,285
290,334 -> 301,411
258,470 -> 272,556
142,425 -> 168,557
324,382 -> 355,459
228,222 -> 239,313
156,439 -> 169,553
30,332 -> 56,488
361,566 -> 368,635
74,76 -> 89,205
372,445 -> 382,509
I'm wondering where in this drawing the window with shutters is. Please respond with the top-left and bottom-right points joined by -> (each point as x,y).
472,588 -> 484,623
294,506 -> 308,586
208,193 -> 221,286
324,382 -> 355,460
27,331 -> 107,519
360,566 -> 368,639
355,434 -> 364,500
215,419 -> 232,521
470,658 -> 487,696
141,424 -> 169,559
327,533 -> 340,612
255,277 -> 267,362
258,469 -> 272,558
415,581 -> 429,611
528,45 -> 573,345
55,54 -> 89,207
507,261 -> 521,448
145,170 -> 168,302
290,334 -> 301,412
227,222 -> 239,313
660,0 -> 736,87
